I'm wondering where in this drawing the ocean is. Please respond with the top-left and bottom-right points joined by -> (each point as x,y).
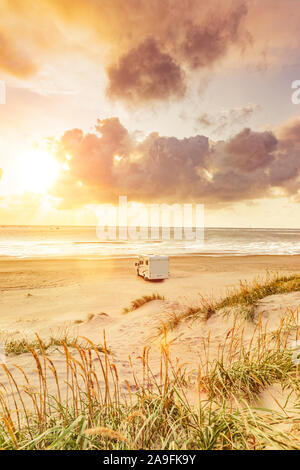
1,226 -> 300,259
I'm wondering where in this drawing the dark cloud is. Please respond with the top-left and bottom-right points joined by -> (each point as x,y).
269,120 -> 300,190
223,128 -> 277,172
106,39 -> 186,104
0,0 -> 251,104
105,1 -> 249,103
51,117 -> 300,207
178,2 -> 248,69
116,133 -> 209,201
2,0 -> 299,106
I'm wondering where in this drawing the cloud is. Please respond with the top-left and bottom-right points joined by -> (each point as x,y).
223,128 -> 277,172
0,31 -> 37,78
51,117 -> 300,207
0,0 -> 279,104
196,105 -> 260,135
1,0 -> 300,106
104,1 -> 249,103
178,2 -> 248,69
107,39 -> 186,104
269,119 -> 300,191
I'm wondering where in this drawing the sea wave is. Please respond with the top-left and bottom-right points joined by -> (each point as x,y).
1,226 -> 300,258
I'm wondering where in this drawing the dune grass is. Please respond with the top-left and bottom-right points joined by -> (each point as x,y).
0,314 -> 299,450
0,274 -> 300,450
216,272 -> 300,309
197,272 -> 300,321
202,349 -> 295,401
123,293 -> 165,314
157,273 -> 300,333
3,333 -> 107,356
155,306 -> 200,337
0,349 -> 298,449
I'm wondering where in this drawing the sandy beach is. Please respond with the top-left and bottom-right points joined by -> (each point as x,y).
0,256 -> 300,333
1,254 -> 300,449
1,255 -> 300,335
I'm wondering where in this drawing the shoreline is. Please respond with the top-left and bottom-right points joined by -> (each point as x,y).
2,252 -> 300,263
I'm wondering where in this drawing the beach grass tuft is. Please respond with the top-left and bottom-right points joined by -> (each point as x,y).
158,272 -> 300,332
123,293 -> 165,314
216,272 -> 300,310
4,333 -> 107,356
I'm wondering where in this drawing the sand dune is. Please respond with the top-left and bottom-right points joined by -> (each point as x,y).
1,255 -> 300,446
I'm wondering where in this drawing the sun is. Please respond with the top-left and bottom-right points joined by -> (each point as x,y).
17,147 -> 60,193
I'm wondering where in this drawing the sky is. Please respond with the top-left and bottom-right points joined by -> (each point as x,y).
0,0 -> 300,227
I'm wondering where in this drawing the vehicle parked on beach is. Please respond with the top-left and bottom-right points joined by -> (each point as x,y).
135,255 -> 169,281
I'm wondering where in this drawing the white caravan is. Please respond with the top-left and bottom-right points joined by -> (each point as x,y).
135,255 -> 169,281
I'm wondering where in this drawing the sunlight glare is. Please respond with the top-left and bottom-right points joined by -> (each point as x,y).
18,148 -> 60,193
